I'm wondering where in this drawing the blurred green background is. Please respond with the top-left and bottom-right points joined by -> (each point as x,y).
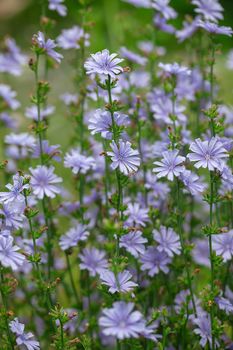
1,0 -> 233,50
0,0 -> 233,151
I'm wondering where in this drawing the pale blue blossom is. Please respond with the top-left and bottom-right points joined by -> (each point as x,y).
0,236 -> 25,271
99,269 -> 138,293
99,301 -> 146,339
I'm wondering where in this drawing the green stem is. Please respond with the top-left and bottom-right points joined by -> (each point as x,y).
223,260 -> 231,294
210,42 -> 215,105
107,75 -> 117,140
35,53 -> 44,165
209,171 -> 215,350
59,318 -> 65,350
0,268 -> 15,350
103,140 -> 109,215
230,157 -> 233,228
116,169 -> 123,217
117,339 -> 121,350
79,98 -> 85,153
24,193 -> 38,255
195,31 -> 205,137
171,80 -> 177,143
208,42 -> 217,346
107,75 -> 123,253
162,322 -> 167,349
96,89 -> 110,214
42,198 -> 53,280
86,273 -> 93,346
176,179 -> 197,317
79,174 -> 85,223
135,101 -> 147,206
24,191 -> 46,286
35,53 -> 55,282
65,253 -> 79,307
40,0 -> 46,17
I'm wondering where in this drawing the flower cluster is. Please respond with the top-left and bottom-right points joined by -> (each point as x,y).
1,0 -> 233,349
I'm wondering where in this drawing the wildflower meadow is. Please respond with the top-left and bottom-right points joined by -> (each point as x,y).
1,0 -> 233,349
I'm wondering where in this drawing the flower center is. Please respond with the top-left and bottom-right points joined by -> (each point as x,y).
119,321 -> 126,328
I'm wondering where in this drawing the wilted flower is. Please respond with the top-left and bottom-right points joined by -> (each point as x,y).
79,248 -> 108,276
59,223 -> 89,250
64,149 -> 96,174
34,31 -> 63,63
100,269 -> 138,293
192,0 -> 223,22
107,140 -> 140,175
48,0 -> 67,16
212,230 -> 233,262
30,165 -> 62,199
153,150 -> 185,181
84,49 -> 124,78
140,247 -> 171,276
0,236 -> 25,271
57,26 -> 90,49
124,203 -> 149,227
99,301 -> 146,339
187,137 -> 228,171
153,226 -> 181,257
120,230 -> 148,257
